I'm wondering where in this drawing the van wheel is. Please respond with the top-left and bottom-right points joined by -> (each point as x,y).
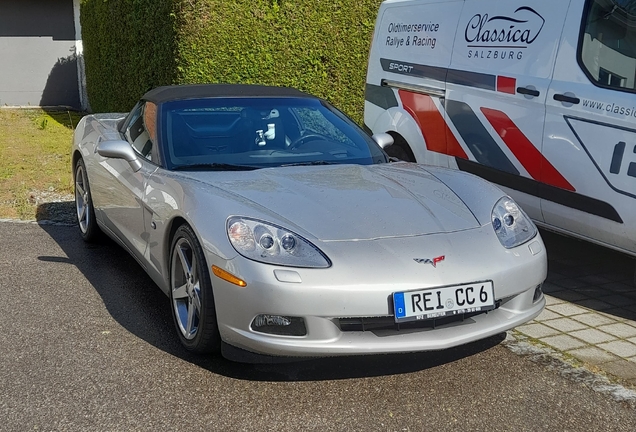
386,142 -> 415,162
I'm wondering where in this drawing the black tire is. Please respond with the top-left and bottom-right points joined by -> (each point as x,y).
169,224 -> 221,353
385,141 -> 415,162
74,158 -> 100,242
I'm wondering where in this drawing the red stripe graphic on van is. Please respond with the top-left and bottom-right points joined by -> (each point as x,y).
496,76 -> 516,95
398,90 -> 468,159
480,108 -> 575,191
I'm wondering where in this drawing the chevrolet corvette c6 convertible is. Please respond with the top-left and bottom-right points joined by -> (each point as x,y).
71,84 -> 546,361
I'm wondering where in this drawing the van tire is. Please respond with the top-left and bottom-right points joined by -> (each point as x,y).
386,136 -> 416,162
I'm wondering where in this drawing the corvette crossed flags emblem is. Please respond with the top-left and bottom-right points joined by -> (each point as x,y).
413,255 -> 445,267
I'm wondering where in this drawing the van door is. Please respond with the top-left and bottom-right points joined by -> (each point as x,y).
543,0 -> 636,255
364,0 -> 465,166
445,0 -> 570,221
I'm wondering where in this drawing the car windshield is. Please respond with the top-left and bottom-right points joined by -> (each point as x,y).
159,97 -> 388,170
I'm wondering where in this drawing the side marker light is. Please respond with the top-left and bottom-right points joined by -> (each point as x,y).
212,265 -> 247,287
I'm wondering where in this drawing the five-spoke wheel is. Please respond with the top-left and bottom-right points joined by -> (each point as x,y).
74,158 -> 100,242
170,225 -> 220,353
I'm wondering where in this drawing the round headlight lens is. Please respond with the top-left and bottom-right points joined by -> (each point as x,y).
491,197 -> 537,249
492,217 -> 502,232
503,213 -> 515,226
259,233 -> 275,250
281,234 -> 297,251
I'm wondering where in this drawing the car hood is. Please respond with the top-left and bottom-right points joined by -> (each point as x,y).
184,163 -> 480,241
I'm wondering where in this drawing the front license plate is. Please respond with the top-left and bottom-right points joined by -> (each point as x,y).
393,281 -> 495,323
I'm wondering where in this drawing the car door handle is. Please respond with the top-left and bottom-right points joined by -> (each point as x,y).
516,87 -> 540,97
553,93 -> 580,104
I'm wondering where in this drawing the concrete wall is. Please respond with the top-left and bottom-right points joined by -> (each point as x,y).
0,0 -> 81,109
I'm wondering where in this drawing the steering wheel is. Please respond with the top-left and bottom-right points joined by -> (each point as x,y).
289,133 -> 330,150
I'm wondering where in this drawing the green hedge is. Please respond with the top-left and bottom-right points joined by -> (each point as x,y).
81,0 -> 382,123
80,0 -> 177,113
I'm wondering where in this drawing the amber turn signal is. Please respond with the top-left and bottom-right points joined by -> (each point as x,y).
212,265 -> 247,287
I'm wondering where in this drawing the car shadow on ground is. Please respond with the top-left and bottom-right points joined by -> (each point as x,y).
539,229 -> 636,321
36,213 -> 505,382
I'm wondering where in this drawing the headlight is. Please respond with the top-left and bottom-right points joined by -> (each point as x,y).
491,197 -> 537,248
227,217 -> 331,268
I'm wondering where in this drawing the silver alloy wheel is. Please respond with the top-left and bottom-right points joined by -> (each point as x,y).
75,162 -> 90,234
171,238 -> 202,340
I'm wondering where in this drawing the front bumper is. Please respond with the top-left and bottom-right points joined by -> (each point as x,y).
207,228 -> 547,358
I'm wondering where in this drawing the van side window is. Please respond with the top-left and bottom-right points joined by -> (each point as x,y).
580,0 -> 636,92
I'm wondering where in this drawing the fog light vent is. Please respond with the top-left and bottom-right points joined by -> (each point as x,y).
533,284 -> 543,302
251,315 -> 307,336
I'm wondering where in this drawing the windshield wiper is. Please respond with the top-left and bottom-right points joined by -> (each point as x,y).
281,160 -> 335,167
172,163 -> 259,171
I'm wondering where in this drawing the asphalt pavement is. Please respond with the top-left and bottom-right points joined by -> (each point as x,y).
1,220 -> 635,431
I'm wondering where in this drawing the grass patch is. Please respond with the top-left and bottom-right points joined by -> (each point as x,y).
0,109 -> 83,220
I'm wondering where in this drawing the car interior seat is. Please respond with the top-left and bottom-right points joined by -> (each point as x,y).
170,112 -> 199,157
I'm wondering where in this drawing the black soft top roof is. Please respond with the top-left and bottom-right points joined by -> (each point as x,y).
142,84 -> 313,104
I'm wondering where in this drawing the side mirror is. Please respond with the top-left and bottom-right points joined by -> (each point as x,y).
97,140 -> 142,172
372,133 -> 394,149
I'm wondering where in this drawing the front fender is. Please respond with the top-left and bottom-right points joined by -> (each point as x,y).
367,101 -> 450,168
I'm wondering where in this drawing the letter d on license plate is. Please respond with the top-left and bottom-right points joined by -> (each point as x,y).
393,281 -> 495,323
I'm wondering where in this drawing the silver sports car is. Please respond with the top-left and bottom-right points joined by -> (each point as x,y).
72,84 -> 546,361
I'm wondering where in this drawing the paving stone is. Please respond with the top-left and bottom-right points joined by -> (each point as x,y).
572,286 -> 609,298
515,323 -> 561,339
614,309 -> 636,321
568,347 -> 620,365
553,278 -> 589,289
541,281 -> 566,294
574,298 -> 613,311
599,309 -> 630,321
628,356 -> 636,364
577,274 -> 613,285
558,267 -> 594,278
551,260 -> 581,269
533,309 -> 562,322
570,328 -> 616,344
544,295 -> 566,307
543,317 -> 588,332
570,313 -> 617,327
553,291 -> 589,303
597,294 -> 635,307
545,272 -> 568,283
598,308 -> 636,322
598,340 -> 636,358
546,303 -> 588,317
600,281 -> 636,292
598,359 -> 636,380
540,334 -> 587,351
597,322 -> 636,338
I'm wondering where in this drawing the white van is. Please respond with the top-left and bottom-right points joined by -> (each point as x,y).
365,0 -> 636,259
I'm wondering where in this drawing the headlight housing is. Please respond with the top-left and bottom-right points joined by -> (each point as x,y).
491,197 -> 537,248
227,217 -> 331,268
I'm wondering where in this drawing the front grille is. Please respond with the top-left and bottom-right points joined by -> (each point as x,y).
338,300 -> 501,332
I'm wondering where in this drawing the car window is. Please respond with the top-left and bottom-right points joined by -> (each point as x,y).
580,0 -> 636,92
159,97 -> 388,170
125,102 -> 155,161
292,107 -> 352,145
